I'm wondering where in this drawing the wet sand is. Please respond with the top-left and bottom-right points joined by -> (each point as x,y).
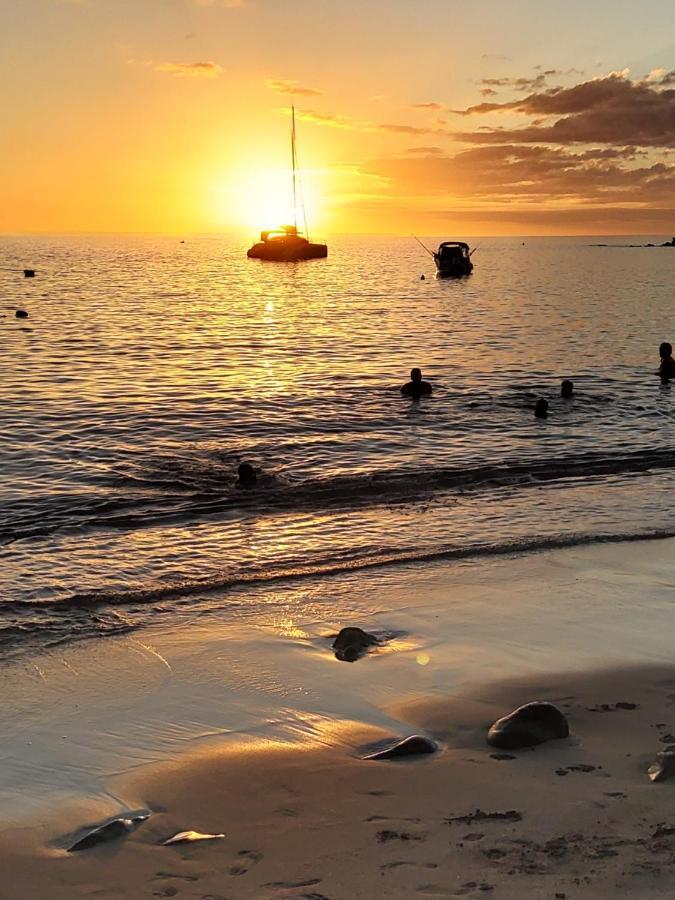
5,665 -> 675,898
3,538 -> 675,897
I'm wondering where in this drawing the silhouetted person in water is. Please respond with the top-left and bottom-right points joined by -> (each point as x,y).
561,379 -> 574,398
535,398 -> 549,419
401,368 -> 432,398
236,462 -> 257,489
658,342 -> 675,382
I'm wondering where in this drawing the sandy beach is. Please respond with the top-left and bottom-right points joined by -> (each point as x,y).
3,537 -> 675,898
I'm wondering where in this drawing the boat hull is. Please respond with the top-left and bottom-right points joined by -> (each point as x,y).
247,241 -> 328,261
434,257 -> 473,277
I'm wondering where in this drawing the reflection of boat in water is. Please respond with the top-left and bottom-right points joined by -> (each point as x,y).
433,241 -> 473,277
247,106 -> 327,262
247,224 -> 327,261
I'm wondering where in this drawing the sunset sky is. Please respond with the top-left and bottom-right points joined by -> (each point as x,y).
2,0 -> 674,234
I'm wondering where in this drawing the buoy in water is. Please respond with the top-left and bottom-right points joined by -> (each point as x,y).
420,274 -> 426,280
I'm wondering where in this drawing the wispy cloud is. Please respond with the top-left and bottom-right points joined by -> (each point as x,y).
265,79 -> 323,96
154,61 -> 223,78
411,101 -> 448,111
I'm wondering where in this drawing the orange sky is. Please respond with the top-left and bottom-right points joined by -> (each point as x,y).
2,0 -> 674,234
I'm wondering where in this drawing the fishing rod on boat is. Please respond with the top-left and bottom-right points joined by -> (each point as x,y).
411,233 -> 435,258
469,245 -> 479,256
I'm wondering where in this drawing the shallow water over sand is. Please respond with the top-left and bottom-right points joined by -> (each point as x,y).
1,234 -> 674,652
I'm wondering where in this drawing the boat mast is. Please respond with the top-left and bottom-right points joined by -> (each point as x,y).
291,104 -> 298,231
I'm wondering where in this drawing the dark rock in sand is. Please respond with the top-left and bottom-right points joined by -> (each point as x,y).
15,310 -> 28,318
67,811 -> 150,852
487,701 -> 569,750
332,626 -> 378,662
648,748 -> 675,783
363,734 -> 437,760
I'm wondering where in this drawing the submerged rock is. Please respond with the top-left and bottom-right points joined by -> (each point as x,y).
332,626 -> 379,662
363,735 -> 437,760
487,702 -> 569,750
163,830 -> 225,845
67,811 -> 150,852
648,748 -> 675,782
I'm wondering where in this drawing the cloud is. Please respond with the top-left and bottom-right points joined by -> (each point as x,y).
294,108 -> 447,137
360,143 -> 675,206
455,73 -> 675,147
265,79 -> 323,96
294,109 -> 364,130
404,146 -> 444,156
154,61 -> 222,78
411,102 -> 447,111
378,122 -> 439,135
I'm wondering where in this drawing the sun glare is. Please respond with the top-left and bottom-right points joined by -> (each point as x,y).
219,167 -> 324,234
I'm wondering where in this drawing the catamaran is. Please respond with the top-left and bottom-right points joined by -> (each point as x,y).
247,106 -> 328,262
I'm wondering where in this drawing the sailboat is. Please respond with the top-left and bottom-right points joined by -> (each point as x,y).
247,106 -> 328,261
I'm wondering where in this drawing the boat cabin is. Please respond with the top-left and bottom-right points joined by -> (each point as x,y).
433,240 -> 473,276
259,225 -> 306,243
436,241 -> 471,263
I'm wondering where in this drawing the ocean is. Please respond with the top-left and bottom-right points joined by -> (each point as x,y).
2,233 -> 674,658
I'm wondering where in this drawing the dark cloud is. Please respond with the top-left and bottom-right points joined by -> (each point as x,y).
360,143 -> 675,205
456,73 -> 675,147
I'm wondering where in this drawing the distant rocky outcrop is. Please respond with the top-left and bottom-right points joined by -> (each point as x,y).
487,702 -> 569,749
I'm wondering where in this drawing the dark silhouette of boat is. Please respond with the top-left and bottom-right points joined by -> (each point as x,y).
434,241 -> 473,276
247,106 -> 327,262
247,225 -> 327,261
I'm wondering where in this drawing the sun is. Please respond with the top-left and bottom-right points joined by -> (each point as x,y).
216,166 -> 324,233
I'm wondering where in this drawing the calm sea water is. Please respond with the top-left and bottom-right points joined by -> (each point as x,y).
1,234 -> 674,655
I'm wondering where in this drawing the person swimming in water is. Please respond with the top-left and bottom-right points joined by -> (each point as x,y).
401,368 -> 432,398
236,462 -> 257,489
560,379 -> 574,398
658,342 -> 675,382
534,398 -> 549,418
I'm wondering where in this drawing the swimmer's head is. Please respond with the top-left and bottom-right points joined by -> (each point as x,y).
237,462 -> 257,487
561,379 -> 574,398
534,398 -> 549,419
410,368 -> 422,382
660,342 -> 673,359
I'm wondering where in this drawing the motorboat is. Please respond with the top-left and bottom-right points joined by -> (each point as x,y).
433,241 -> 473,276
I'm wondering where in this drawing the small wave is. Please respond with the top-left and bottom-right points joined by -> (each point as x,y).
3,446 -> 675,546
9,525 -> 675,614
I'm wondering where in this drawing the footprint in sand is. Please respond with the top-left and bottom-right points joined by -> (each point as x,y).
381,861 -> 438,871
417,883 -> 494,897
229,848 -> 263,876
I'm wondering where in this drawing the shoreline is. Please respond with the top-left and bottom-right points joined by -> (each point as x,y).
3,535 -> 675,896
5,663 -> 675,897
